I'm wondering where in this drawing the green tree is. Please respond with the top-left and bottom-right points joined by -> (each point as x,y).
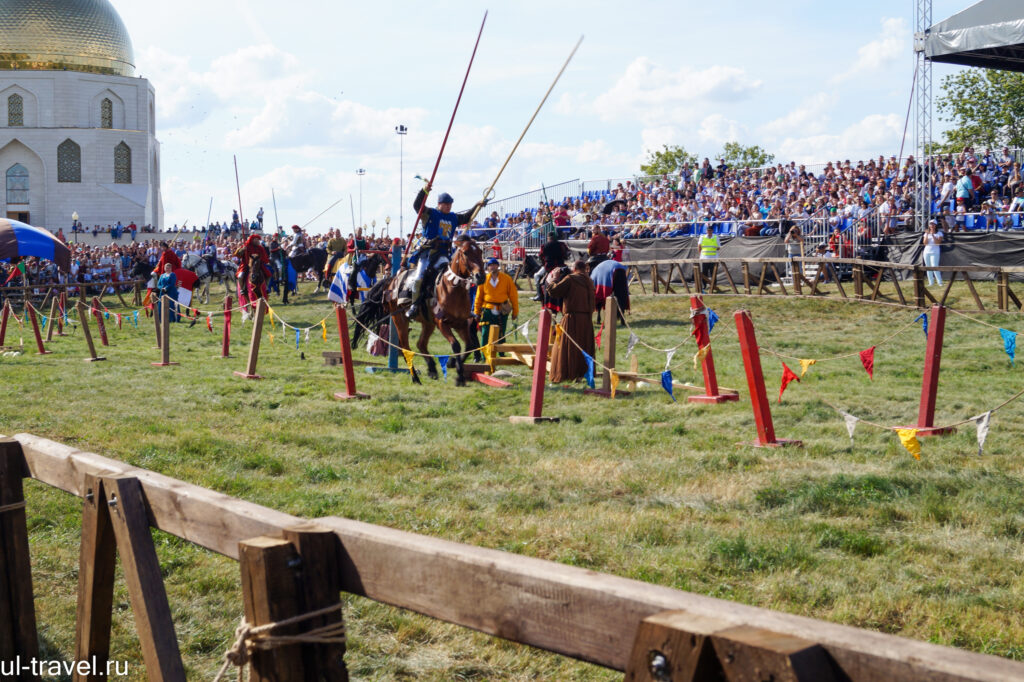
718,141 -> 775,169
640,145 -> 698,176
936,69 -> 1024,152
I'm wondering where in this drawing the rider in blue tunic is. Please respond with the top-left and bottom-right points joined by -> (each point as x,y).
405,187 -> 485,319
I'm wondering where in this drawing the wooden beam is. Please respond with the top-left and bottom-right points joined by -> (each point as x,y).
963,274 -> 985,311
0,438 -> 39,676
10,434 -> 1024,680
73,475 -> 117,682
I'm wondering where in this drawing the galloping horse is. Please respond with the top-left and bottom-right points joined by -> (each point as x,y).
285,248 -> 329,294
354,239 -> 485,386
181,253 -> 233,304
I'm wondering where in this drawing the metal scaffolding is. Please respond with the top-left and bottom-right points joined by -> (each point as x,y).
914,0 -> 933,230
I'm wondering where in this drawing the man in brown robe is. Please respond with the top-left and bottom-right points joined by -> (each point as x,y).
548,260 -> 596,383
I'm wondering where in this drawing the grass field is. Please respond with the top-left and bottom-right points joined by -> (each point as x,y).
3,281 -> 1024,680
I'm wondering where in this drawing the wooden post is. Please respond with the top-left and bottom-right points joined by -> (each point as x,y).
334,304 -> 369,400
914,267 -> 926,309
734,311 -> 800,448
235,297 -> 266,379
220,295 -> 233,358
906,305 -> 954,437
0,301 -> 9,346
58,291 -> 67,336
998,271 -> 1009,312
133,281 -> 142,307
45,296 -> 59,342
585,297 -> 625,398
73,475 -> 117,682
853,263 -> 864,299
0,438 -> 40,677
77,301 -> 105,362
90,297 -> 110,347
152,296 -> 178,367
792,260 -> 803,295
487,323 -> 499,373
510,308 -> 558,423
101,476 -> 186,681
152,294 -> 162,350
26,303 -> 51,355
688,296 -> 737,404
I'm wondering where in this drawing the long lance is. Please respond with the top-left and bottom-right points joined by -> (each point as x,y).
470,35 -> 583,224
300,197 -> 345,231
403,11 -> 488,259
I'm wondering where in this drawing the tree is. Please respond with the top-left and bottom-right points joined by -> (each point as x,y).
640,145 -> 697,176
936,69 -> 1024,152
718,141 -> 775,170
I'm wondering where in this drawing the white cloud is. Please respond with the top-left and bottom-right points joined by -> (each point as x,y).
760,92 -> 833,138
774,113 -> 903,163
592,58 -> 762,126
831,18 -> 908,84
697,114 -> 745,147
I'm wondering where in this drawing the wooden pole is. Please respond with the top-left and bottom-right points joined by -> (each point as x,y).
909,305 -> 954,437
45,296 -> 59,342
235,297 -> 266,379
152,296 -> 178,367
58,291 -> 67,335
26,303 -> 51,355
510,307 -> 558,423
220,295 -> 233,358
90,297 -> 110,347
77,301 -> 105,362
73,475 -> 116,681
688,296 -> 737,404
584,297 -> 623,398
152,295 -> 162,350
0,301 -> 8,346
0,438 -> 40,676
734,310 -> 800,448
334,304 -> 369,400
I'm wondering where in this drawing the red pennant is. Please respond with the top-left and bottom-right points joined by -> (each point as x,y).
779,362 -> 800,403
116,314 -> 122,329
859,346 -> 876,380
596,321 -> 604,349
206,316 -> 213,332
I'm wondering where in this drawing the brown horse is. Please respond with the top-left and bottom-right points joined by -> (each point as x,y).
366,238 -> 485,385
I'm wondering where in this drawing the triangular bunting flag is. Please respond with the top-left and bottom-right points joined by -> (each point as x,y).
661,370 -> 676,402
206,315 -> 213,332
779,362 -> 800,403
295,329 -> 300,349
321,320 -> 327,341
522,321 -> 529,343
693,345 -> 710,370
305,329 -> 310,343
999,328 -> 1016,366
896,428 -> 922,460
268,308 -> 274,328
269,333 -> 274,345
582,350 -> 595,389
132,311 -> 138,327
402,349 -> 416,376
116,314 -> 122,329
975,411 -> 991,456
609,371 -> 620,399
707,308 -> 719,333
438,355 -> 449,380
625,332 -> 639,359
838,409 -> 859,442
665,349 -> 676,371
799,358 -> 816,378
859,346 -> 876,379
915,312 -> 928,338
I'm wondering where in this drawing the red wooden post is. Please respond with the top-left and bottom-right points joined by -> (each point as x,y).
27,304 -> 51,355
0,301 -> 9,346
91,297 -> 110,347
912,305 -> 954,437
510,308 -> 559,423
221,295 -> 233,358
688,295 -> 738,404
734,310 -> 800,447
333,304 -> 369,400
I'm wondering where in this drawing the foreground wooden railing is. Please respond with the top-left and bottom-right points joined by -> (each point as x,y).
3,433 -> 1024,681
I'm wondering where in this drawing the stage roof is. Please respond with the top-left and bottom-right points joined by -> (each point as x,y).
926,0 -> 1024,72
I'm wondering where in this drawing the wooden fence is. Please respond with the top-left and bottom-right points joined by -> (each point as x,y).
0,280 -> 146,311
2,433 -> 1024,680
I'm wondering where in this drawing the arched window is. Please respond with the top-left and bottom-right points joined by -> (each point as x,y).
6,164 -> 28,204
7,94 -> 23,127
101,98 -> 113,129
57,139 -> 81,183
114,142 -> 131,184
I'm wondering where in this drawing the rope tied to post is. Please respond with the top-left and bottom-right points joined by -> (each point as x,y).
0,500 -> 26,514
213,603 -> 345,682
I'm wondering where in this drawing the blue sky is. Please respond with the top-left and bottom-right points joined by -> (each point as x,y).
109,0 -> 972,234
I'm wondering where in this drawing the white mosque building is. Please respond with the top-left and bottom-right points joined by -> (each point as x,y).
0,0 -> 162,231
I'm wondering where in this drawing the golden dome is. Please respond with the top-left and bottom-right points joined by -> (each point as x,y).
0,0 -> 134,77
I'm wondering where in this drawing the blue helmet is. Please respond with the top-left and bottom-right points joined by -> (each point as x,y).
438,192 -> 454,204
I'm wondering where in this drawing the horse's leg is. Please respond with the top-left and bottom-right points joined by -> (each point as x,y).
393,312 -> 420,385
435,320 -> 465,386
418,318 -> 438,380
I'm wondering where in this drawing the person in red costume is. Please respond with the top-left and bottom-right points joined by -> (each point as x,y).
152,242 -> 181,277
235,233 -> 271,313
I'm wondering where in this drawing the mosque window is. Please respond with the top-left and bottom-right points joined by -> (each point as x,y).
7,94 -> 23,127
114,142 -> 131,184
58,139 -> 81,183
6,164 -> 28,204
101,98 -> 113,129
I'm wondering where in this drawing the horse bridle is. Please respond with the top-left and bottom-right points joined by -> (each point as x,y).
444,242 -> 482,289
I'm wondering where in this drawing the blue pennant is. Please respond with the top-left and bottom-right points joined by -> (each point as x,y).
438,355 -> 449,380
582,351 -> 595,389
707,308 -> 719,333
295,329 -> 300,350
132,311 -> 139,327
1000,328 -> 1016,366
661,370 -> 676,402
41,315 -> 47,328
104,311 -> 110,320
915,312 -> 928,338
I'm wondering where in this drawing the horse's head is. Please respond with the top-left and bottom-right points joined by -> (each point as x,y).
453,238 -> 485,285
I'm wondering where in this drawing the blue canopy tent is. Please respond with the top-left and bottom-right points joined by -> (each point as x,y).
0,219 -> 71,273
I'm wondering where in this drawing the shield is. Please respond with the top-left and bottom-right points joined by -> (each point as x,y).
0,219 -> 71,272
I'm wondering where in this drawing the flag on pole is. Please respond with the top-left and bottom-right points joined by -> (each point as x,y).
327,268 -> 349,305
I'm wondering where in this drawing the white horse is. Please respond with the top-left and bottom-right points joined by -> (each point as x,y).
181,253 -> 234,304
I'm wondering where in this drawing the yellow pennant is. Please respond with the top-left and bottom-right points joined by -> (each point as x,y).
268,308 -> 274,328
896,428 -> 922,460
321,320 -> 327,341
555,324 -> 564,344
799,359 -> 816,378
609,371 -> 620,398
402,349 -> 416,375
693,345 -> 710,370
269,333 -> 275,345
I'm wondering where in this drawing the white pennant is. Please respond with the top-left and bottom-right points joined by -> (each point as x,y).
839,410 -> 859,442
975,411 -> 992,456
625,332 -> 639,359
664,349 -> 676,371
521,321 -> 529,343
304,329 -> 310,343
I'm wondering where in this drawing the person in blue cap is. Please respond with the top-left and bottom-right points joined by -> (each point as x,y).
405,185 -> 485,319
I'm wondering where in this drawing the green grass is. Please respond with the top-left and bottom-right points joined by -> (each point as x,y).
4,281 -> 1024,679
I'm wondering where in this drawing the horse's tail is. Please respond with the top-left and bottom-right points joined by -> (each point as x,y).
352,275 -> 392,347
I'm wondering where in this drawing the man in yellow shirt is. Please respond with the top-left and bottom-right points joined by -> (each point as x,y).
474,257 -> 519,349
